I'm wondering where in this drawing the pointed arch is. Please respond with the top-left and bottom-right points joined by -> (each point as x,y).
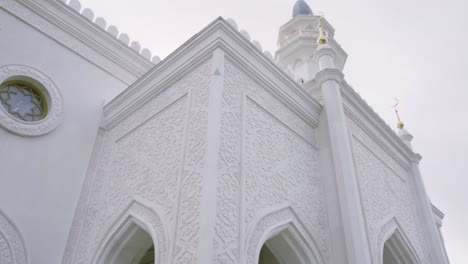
376,217 -> 421,264
246,204 -> 325,264
0,209 -> 29,264
92,197 -> 168,264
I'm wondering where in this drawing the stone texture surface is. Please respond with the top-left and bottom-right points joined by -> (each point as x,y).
213,60 -> 328,263
348,119 -> 431,262
65,60 -> 211,264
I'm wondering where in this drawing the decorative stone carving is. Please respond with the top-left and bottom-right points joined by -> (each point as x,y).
68,0 -> 81,12
239,30 -> 251,41
130,41 -> 141,53
106,25 -> 119,37
171,61 -> 211,264
141,49 -> 152,60
81,8 -> 94,21
151,56 -> 162,64
94,17 -> 107,30
91,198 -> 168,264
213,60 -> 327,263
375,217 -> 422,264
0,210 -> 28,264
118,33 -> 130,45
263,51 -> 273,60
251,40 -> 262,51
0,65 -> 63,137
226,18 -> 238,29
245,205 -> 325,264
349,120 -> 431,261
64,60 -> 211,264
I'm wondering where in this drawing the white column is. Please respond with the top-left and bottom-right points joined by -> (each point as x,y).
314,44 -> 372,264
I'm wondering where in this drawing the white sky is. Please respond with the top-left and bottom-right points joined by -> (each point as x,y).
78,0 -> 468,262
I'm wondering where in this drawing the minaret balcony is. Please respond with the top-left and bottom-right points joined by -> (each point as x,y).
278,29 -> 321,48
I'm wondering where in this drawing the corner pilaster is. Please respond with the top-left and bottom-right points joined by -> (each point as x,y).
197,48 -> 225,263
314,44 -> 372,264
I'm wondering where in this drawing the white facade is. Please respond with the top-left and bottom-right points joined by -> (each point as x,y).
0,0 -> 449,264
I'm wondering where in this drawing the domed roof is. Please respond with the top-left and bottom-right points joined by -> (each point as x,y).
293,0 -> 313,18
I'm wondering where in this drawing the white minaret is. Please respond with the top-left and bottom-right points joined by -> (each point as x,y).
276,0 -> 347,83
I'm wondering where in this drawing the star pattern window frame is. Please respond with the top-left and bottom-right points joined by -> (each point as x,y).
0,80 -> 48,122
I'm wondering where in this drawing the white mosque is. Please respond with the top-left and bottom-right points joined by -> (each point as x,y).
0,0 -> 450,263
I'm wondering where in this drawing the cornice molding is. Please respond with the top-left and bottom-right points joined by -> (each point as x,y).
340,81 -> 416,164
410,153 -> 422,163
431,203 -> 445,227
305,68 -> 416,168
104,18 -> 322,129
0,0 -> 154,85
311,69 -> 344,84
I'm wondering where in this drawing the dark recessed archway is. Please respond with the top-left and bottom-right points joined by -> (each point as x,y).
382,229 -> 419,264
258,227 -> 312,264
99,220 -> 154,264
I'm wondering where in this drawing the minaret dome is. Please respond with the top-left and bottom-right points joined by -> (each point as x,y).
292,0 -> 313,18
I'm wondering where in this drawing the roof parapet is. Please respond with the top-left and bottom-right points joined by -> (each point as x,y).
61,0 -> 161,64
226,18 -> 275,62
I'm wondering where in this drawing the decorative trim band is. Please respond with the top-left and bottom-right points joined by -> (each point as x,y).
0,0 -> 153,85
0,210 -> 29,264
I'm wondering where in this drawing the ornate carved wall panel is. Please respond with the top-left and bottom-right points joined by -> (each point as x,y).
214,59 -> 328,263
0,211 -> 28,264
65,60 -> 211,264
348,120 -> 430,262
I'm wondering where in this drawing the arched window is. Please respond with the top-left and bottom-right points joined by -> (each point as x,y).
247,206 -> 324,264
100,221 -> 154,264
137,246 -> 155,264
258,228 -> 311,264
259,244 -> 280,264
383,242 -> 401,264
382,229 -> 419,264
90,199 -> 167,264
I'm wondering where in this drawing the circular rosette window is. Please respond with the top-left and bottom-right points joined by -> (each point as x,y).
0,81 -> 48,122
0,65 -> 63,136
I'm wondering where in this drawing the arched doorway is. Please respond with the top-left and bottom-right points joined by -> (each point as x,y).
92,199 -> 167,264
257,228 -> 310,264
247,206 -> 324,264
383,242 -> 400,264
137,245 -> 155,264
97,219 -> 155,264
382,229 -> 419,264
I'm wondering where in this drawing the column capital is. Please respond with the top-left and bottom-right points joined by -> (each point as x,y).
313,68 -> 344,85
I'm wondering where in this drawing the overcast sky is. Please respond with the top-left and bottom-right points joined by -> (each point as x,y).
78,0 -> 468,262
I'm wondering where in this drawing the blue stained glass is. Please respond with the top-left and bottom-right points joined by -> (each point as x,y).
0,82 -> 46,121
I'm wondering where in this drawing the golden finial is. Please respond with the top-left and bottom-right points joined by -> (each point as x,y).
317,12 -> 328,45
392,98 -> 405,129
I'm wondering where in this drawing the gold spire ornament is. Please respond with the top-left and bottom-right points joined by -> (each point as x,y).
392,98 -> 405,129
317,12 -> 328,45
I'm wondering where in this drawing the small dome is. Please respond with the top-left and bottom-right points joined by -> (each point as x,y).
293,0 -> 313,18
